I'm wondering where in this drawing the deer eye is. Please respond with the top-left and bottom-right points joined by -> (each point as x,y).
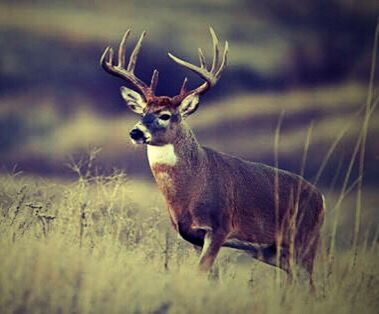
159,113 -> 171,121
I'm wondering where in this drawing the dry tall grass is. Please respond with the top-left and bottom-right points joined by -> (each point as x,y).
0,163 -> 378,313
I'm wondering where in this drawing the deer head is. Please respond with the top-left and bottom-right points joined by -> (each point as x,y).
100,28 -> 228,145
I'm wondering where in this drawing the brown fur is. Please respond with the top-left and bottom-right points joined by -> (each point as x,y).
150,122 -> 324,282
100,28 -> 324,283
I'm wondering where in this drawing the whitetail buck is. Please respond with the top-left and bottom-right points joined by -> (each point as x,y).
100,28 -> 325,285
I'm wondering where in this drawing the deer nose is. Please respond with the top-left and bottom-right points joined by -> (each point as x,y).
129,128 -> 145,140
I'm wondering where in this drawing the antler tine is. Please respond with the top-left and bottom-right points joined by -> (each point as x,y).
150,69 -> 159,92
168,27 -> 228,98
100,46 -> 113,70
216,40 -> 228,78
127,31 -> 146,73
100,30 -> 159,98
198,48 -> 206,69
210,27 -> 220,72
118,29 -> 131,68
180,77 -> 188,94
168,51 -> 218,86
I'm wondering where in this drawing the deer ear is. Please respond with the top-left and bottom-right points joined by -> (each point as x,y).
179,93 -> 200,118
120,86 -> 146,114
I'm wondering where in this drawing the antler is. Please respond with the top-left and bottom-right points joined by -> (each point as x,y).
100,30 -> 159,99
168,27 -> 228,99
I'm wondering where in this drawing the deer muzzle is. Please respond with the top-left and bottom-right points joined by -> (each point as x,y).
129,122 -> 152,144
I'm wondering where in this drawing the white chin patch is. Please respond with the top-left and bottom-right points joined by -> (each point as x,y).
131,136 -> 151,145
147,144 -> 177,166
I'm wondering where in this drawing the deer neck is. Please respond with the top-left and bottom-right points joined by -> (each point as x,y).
147,122 -> 203,171
147,123 -> 205,201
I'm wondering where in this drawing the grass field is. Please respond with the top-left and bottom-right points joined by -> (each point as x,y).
0,167 -> 378,314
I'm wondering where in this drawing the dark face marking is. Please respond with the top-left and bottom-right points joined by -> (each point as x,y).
141,112 -> 167,133
142,113 -> 156,126
129,108 -> 182,145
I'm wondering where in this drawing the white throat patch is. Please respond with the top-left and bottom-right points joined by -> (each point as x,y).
147,144 -> 178,167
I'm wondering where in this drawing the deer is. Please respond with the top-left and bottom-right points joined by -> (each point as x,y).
100,28 -> 325,286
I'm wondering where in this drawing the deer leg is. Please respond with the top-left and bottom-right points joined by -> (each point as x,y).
198,230 -> 227,272
247,244 -> 290,270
